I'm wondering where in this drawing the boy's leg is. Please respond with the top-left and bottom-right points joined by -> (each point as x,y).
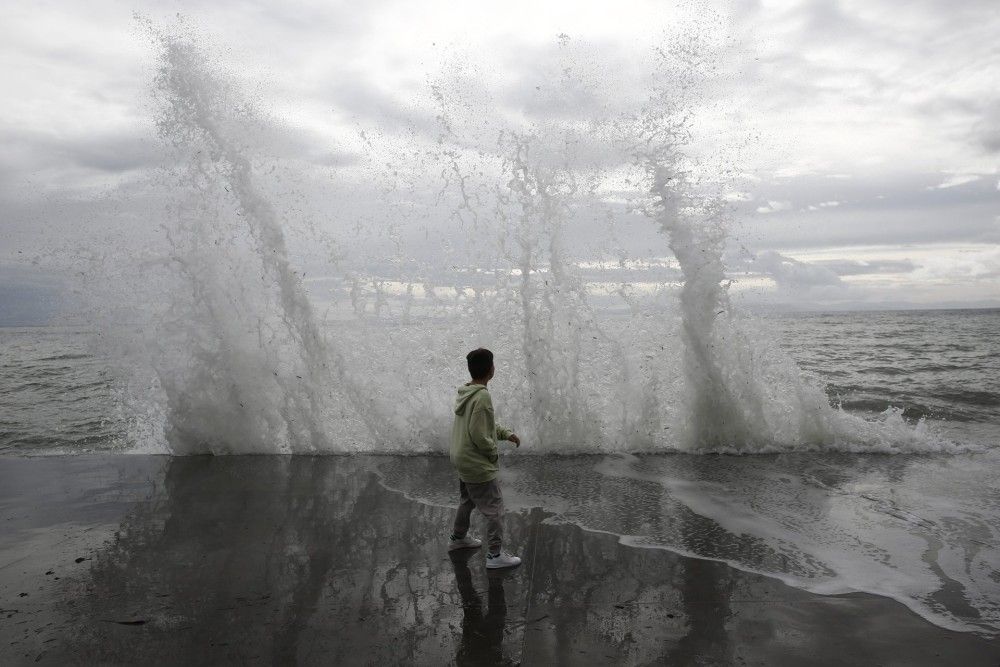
452,481 -> 475,538
465,479 -> 504,554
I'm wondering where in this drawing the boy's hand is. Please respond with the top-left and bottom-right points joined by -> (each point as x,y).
508,434 -> 521,447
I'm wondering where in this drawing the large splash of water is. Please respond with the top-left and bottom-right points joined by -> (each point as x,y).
87,30 -> 398,453
88,26 -> 958,456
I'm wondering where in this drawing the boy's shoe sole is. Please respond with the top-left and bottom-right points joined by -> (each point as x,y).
448,537 -> 482,551
485,555 -> 522,569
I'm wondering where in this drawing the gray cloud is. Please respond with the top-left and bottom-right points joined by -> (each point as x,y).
971,102 -> 1000,154
65,134 -> 161,173
729,171 -> 1000,250
328,79 -> 439,134
814,259 -> 916,277
750,250 -> 842,288
496,38 -> 636,122
2,0 -> 999,312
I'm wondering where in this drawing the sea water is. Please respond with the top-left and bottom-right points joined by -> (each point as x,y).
3,310 -> 998,456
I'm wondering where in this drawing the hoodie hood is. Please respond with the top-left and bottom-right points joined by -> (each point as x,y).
454,383 -> 487,415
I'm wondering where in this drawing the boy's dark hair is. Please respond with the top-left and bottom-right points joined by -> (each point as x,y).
466,348 -> 494,380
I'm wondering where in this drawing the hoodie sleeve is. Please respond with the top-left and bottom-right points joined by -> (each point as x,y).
468,405 -> 499,464
495,424 -> 513,441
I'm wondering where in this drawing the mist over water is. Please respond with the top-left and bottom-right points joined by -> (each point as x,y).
59,25 -> 974,457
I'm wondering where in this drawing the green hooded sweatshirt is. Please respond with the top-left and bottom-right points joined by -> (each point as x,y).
450,383 -> 513,483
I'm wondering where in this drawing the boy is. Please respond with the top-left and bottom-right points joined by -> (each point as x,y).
448,348 -> 522,569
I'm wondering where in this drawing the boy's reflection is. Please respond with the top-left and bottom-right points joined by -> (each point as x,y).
449,550 -> 512,666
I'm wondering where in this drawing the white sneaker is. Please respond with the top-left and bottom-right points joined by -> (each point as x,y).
486,551 -> 522,569
449,535 -> 482,551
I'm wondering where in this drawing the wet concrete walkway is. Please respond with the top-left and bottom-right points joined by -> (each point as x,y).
1,455 -> 997,665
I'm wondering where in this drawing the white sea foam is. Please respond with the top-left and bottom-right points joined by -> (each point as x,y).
371,452 -> 1000,636
593,453 -> 1000,636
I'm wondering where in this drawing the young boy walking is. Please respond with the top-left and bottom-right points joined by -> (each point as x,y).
449,348 -> 522,568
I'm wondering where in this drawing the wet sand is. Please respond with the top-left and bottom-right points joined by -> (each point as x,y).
1,455 -> 997,666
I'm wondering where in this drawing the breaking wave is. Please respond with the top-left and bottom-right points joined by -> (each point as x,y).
78,25 -> 969,456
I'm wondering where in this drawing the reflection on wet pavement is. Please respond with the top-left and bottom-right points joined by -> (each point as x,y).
1,455 -> 998,665
378,450 -> 1000,636
451,550 -> 514,666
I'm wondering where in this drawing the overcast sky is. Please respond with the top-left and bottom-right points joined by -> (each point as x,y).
1,0 -> 998,321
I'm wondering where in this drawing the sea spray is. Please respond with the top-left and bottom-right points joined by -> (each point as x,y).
134,32 -> 394,453
421,37 -> 771,452
620,38 -> 773,449
422,36 -> 959,454
500,131 -> 603,450
628,126 -> 931,452
85,24 -> 963,455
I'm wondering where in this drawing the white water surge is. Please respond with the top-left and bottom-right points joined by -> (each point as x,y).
372,450 -> 1000,637
84,27 -> 963,456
